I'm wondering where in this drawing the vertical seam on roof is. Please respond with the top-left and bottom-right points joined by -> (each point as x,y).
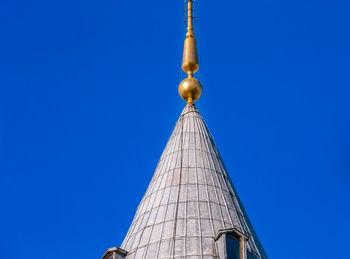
183,114 -> 189,258
170,111 -> 185,258
200,117 -> 227,229
193,113 -> 203,259
154,116 -> 181,259
195,110 -> 217,255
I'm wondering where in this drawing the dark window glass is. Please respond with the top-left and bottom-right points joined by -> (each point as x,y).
247,251 -> 259,259
226,235 -> 240,259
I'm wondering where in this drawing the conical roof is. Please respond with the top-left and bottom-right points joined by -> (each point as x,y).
120,104 -> 267,258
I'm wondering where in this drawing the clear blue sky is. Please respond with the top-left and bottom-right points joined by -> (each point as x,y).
1,0 -> 349,258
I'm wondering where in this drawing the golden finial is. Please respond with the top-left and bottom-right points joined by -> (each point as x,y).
179,0 -> 202,103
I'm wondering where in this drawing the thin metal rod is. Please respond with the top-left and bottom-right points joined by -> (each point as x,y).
186,0 -> 194,38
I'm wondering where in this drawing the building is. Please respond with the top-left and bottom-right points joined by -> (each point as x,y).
102,1 -> 267,258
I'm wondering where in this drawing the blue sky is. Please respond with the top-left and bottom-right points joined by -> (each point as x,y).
1,0 -> 350,258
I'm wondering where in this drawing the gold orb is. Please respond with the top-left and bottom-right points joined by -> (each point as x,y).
178,77 -> 202,102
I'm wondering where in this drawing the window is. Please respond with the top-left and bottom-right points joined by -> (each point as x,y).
247,251 -> 259,259
226,235 -> 241,259
214,228 -> 249,259
102,247 -> 127,259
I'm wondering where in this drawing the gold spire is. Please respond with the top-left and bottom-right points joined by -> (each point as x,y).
179,0 -> 202,104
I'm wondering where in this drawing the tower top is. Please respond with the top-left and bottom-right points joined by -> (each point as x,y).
178,0 -> 202,104
102,2 -> 268,258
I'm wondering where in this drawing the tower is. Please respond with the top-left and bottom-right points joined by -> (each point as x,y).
102,1 -> 267,258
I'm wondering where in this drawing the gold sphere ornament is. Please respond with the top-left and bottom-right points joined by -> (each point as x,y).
178,77 -> 202,103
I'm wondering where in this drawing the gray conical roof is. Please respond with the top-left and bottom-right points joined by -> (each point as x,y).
120,104 -> 267,259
